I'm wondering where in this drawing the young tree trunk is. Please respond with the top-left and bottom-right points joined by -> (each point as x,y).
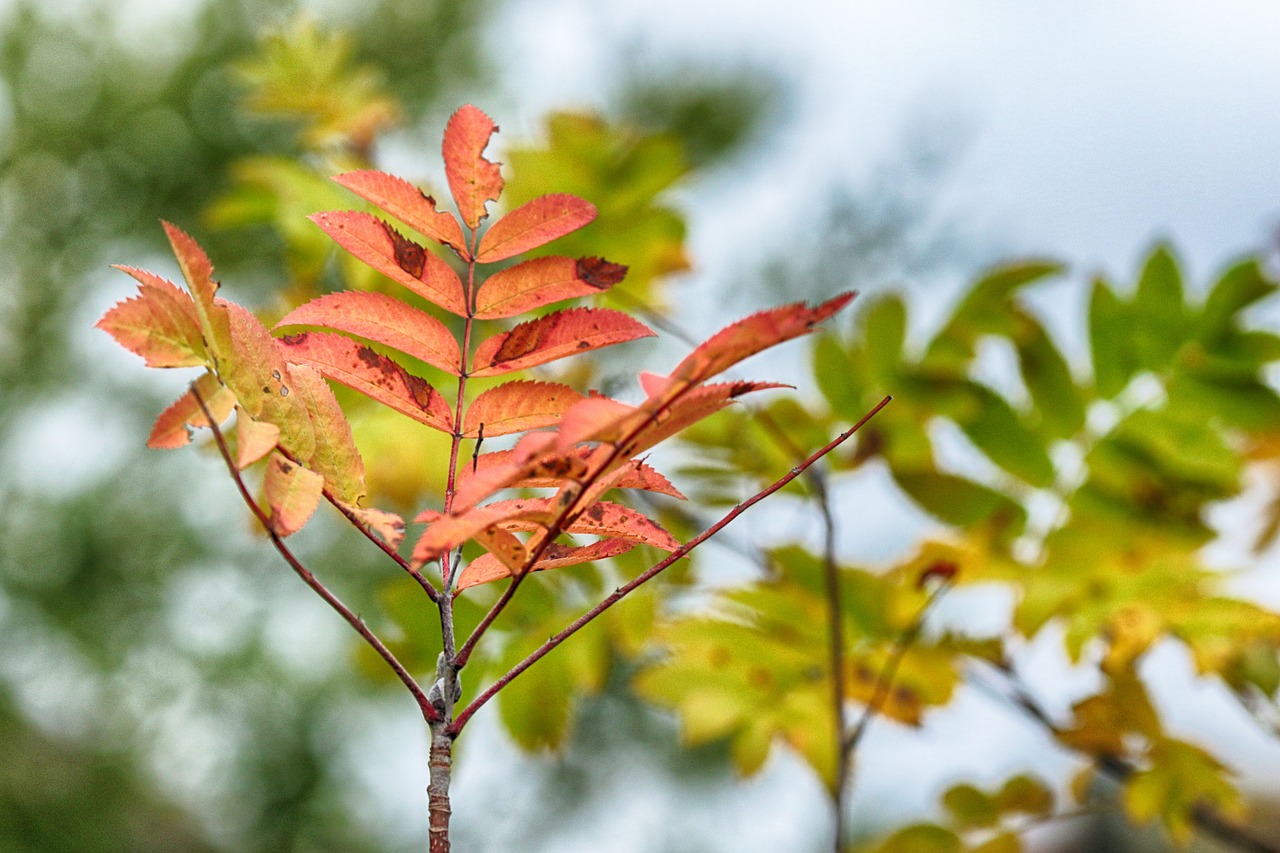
427,723 -> 453,852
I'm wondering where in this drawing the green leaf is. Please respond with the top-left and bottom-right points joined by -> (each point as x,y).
1089,278 -> 1136,398
871,824 -> 962,853
995,774 -> 1054,817
1197,258 -> 1277,344
1016,314 -> 1086,440
1166,372 -> 1280,433
950,382 -> 1055,487
941,782 -> 1000,829
862,293 -> 906,383
1114,408 -> 1241,493
1131,244 -> 1187,368
923,260 -> 1063,371
1122,738 -> 1242,846
892,468 -> 1026,535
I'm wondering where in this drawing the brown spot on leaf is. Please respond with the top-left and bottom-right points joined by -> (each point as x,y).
405,374 -> 438,411
575,256 -> 628,288
584,502 -> 606,521
382,221 -> 427,278
280,332 -> 309,345
356,345 -> 383,368
491,321 -> 546,364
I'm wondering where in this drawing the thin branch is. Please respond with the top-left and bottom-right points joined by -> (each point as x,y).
842,579 -> 951,756
969,661 -> 1280,853
326,495 -> 440,602
449,395 -> 892,735
812,468 -> 850,852
273,445 -> 440,603
192,384 -> 440,724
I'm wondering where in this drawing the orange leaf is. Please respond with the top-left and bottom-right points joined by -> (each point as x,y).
332,170 -> 469,258
277,291 -> 462,376
287,363 -> 366,504
223,303 -> 316,462
310,211 -> 467,316
411,498 -> 558,568
264,452 -> 324,537
337,502 -> 406,550
660,292 -> 855,396
454,443 -> 682,511
474,256 -> 627,319
443,104 -> 503,229
475,194 -> 597,263
453,433 -> 571,511
462,380 -> 584,438
626,381 -> 789,456
277,331 -> 454,434
502,500 -> 680,552
555,395 -> 638,451
457,538 -> 636,591
98,267 -> 206,367
471,307 -> 654,376
235,406 -> 280,469
147,373 -> 233,449
161,221 -> 232,361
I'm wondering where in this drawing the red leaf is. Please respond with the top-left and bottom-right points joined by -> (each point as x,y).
660,292 -> 856,396
310,211 -> 467,316
475,194 -> 597,263
161,221 -> 233,361
264,452 -> 324,537
555,396 -> 637,451
503,500 -> 680,552
443,104 -> 503,229
457,538 -> 635,591
235,406 -> 280,469
99,267 -> 206,367
474,256 -> 625,319
471,307 -> 654,376
625,381 -> 789,456
277,291 -> 462,376
452,434 -> 568,511
411,498 -> 557,568
463,380 -> 584,438
455,443 -> 681,511
287,363 -> 366,505
332,170 -> 469,258
555,381 -> 786,454
277,331 -> 454,434
147,374 -> 233,449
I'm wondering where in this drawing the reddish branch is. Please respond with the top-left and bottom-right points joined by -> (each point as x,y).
192,384 -> 439,724
450,395 -> 892,734
326,495 -> 440,602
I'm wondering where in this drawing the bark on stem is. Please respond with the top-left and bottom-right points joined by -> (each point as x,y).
427,723 -> 454,853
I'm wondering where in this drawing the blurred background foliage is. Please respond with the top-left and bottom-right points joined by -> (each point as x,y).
3,2 -> 1280,852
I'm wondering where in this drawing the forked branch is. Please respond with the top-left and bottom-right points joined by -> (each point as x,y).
449,395 -> 892,734
192,384 -> 440,724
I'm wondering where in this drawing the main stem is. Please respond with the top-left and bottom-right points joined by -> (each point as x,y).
426,231 -> 481,852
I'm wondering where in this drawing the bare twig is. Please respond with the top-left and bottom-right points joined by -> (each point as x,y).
842,580 -> 951,756
191,384 -> 439,724
449,395 -> 892,735
325,495 -> 440,602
